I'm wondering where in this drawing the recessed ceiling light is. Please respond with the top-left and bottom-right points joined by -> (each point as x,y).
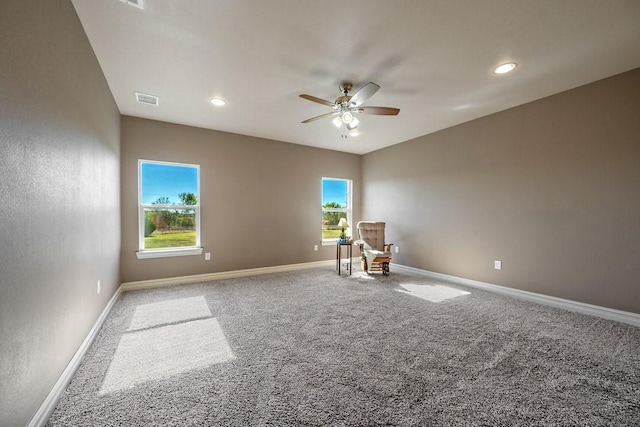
493,62 -> 517,74
210,98 -> 226,106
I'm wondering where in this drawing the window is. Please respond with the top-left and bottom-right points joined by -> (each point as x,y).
322,177 -> 352,243
137,160 -> 202,259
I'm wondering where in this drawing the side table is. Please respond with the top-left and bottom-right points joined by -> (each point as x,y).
336,241 -> 352,275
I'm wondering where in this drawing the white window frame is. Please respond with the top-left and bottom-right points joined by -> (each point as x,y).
136,159 -> 203,259
321,177 -> 352,246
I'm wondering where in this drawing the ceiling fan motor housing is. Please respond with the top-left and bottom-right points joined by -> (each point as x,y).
336,83 -> 353,107
339,82 -> 353,94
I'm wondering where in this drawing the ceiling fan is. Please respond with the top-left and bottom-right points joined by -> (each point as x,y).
299,82 -> 400,138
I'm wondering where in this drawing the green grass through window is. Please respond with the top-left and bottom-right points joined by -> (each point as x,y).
144,231 -> 196,249
322,229 -> 345,239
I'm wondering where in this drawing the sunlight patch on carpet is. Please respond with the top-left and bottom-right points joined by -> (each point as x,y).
396,283 -> 470,302
352,271 -> 375,280
128,296 -> 212,331
99,318 -> 234,395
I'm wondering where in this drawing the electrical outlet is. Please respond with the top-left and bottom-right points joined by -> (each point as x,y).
395,246 -> 399,253
205,252 -> 211,261
97,280 -> 101,294
314,245 -> 318,251
494,260 -> 502,270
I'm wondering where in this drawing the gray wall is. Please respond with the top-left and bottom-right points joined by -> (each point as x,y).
0,1 -> 121,426
362,69 -> 640,314
120,116 -> 361,283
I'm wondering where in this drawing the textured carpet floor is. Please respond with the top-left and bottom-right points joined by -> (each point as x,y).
47,267 -> 640,426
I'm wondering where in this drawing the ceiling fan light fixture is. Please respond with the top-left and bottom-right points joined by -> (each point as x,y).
493,62 -> 517,74
346,117 -> 359,130
332,117 -> 343,128
341,111 -> 354,124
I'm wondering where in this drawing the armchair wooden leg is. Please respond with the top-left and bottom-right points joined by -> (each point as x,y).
382,262 -> 390,276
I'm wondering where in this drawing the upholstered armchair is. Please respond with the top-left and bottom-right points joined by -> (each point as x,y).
355,221 -> 393,275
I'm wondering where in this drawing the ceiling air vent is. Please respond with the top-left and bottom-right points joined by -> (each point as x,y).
120,0 -> 144,9
135,92 -> 158,106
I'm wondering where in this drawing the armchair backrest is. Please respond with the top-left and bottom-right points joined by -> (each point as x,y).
356,221 -> 386,251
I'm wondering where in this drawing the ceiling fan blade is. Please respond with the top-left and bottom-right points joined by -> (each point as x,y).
349,82 -> 380,106
301,111 -> 339,124
357,106 -> 400,116
299,94 -> 335,107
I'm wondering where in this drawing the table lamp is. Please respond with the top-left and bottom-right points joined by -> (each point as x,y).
337,218 -> 349,242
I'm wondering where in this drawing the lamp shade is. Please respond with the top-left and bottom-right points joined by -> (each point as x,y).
337,218 -> 349,229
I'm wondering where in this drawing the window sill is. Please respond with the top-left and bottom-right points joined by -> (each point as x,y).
136,247 -> 203,259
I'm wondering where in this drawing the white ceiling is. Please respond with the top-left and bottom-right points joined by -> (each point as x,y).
71,0 -> 640,155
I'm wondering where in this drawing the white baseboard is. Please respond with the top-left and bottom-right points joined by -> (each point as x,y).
121,260 -> 336,292
394,264 -> 640,328
28,285 -> 123,427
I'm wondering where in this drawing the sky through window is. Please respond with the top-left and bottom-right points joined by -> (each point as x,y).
322,179 -> 347,206
141,162 -> 198,205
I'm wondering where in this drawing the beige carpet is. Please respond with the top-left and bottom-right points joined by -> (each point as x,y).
48,266 -> 640,426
